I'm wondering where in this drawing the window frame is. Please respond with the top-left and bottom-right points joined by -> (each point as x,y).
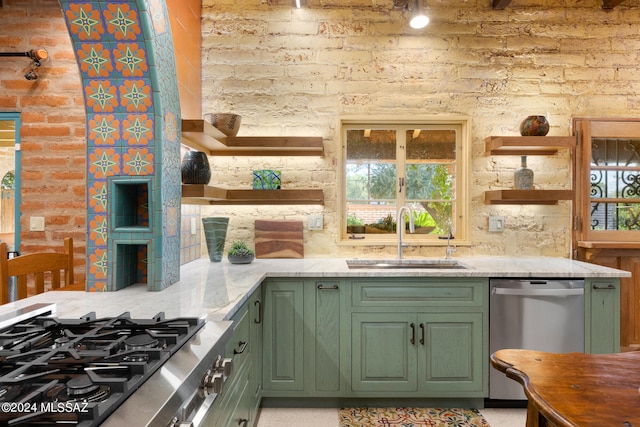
575,118 -> 640,244
338,116 -> 470,246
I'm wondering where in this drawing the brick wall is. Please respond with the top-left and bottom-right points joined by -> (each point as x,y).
200,0 -> 640,258
0,0 -> 86,281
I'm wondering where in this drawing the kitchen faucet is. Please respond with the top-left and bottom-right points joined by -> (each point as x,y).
397,206 -> 415,259
445,225 -> 456,259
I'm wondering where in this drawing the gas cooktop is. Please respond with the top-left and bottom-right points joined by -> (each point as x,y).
0,304 -> 205,426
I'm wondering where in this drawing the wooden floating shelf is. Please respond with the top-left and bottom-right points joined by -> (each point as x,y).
485,136 -> 576,156
182,184 -> 324,205
577,241 -> 640,250
181,119 -> 323,156
485,189 -> 574,205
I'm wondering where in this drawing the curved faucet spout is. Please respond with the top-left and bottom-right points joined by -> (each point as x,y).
397,206 -> 415,259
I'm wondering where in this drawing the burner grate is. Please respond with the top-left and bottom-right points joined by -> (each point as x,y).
0,312 -> 205,426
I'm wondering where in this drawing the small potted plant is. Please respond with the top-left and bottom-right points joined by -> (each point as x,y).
227,240 -> 255,264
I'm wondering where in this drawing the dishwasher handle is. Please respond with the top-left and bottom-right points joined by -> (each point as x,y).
492,287 -> 584,297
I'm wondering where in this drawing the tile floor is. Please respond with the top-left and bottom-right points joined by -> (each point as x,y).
257,407 -> 527,426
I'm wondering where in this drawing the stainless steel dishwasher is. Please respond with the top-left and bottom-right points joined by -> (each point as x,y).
489,278 -> 585,400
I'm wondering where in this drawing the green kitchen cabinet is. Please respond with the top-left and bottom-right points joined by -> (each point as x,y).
351,312 -> 417,393
350,278 -> 488,397
351,312 -> 485,396
585,278 -> 620,354
213,286 -> 263,427
262,280 -> 305,392
308,280 -> 347,395
262,279 -> 347,396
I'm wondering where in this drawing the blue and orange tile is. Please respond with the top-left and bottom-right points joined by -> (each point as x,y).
113,42 -> 148,78
88,281 -> 107,292
77,42 -> 113,78
64,3 -> 105,41
122,113 -> 153,146
88,247 -> 108,280
89,147 -> 121,178
88,181 -> 109,213
88,214 -> 108,246
122,147 -> 154,175
119,79 -> 152,113
85,80 -> 119,113
103,3 -> 142,41
88,113 -> 120,145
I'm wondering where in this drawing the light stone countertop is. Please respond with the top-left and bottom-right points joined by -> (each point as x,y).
0,256 -> 630,324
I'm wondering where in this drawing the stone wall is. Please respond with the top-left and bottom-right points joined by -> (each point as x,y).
200,0 -> 640,258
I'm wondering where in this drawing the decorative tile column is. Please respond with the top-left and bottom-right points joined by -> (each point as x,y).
60,0 -> 181,291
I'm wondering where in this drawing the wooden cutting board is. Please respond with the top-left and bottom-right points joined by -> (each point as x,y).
255,220 -> 304,258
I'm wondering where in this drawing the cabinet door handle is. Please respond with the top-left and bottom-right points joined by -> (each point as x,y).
410,323 -> 416,345
419,323 -> 425,345
593,284 -> 617,290
317,284 -> 339,290
234,341 -> 248,355
254,300 -> 262,324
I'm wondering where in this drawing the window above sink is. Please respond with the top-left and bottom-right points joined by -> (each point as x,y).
338,116 -> 471,246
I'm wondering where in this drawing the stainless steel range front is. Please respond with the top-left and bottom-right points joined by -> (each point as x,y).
0,303 -> 232,426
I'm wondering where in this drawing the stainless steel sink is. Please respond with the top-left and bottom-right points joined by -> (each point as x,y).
346,259 -> 469,269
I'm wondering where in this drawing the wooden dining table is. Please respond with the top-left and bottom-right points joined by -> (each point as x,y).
490,349 -> 640,427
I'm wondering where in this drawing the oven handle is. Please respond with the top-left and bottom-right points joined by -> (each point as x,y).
187,392 -> 217,427
492,288 -> 584,297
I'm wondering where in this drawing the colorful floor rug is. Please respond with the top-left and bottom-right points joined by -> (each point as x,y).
339,407 -> 490,427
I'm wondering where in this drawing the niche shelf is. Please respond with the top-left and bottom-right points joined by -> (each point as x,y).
181,119 -> 324,156
182,184 -> 324,206
484,135 -> 576,205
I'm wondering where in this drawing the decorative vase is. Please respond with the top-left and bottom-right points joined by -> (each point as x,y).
228,253 -> 255,264
202,217 -> 228,262
514,156 -> 534,190
181,151 -> 211,184
519,115 -> 550,136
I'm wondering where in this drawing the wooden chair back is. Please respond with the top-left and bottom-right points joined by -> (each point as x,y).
0,237 -> 76,305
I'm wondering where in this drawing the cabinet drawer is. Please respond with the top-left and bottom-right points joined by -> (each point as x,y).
351,279 -> 486,308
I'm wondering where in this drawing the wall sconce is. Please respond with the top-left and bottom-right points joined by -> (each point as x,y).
409,0 -> 429,29
0,48 -> 49,80
293,0 -> 306,8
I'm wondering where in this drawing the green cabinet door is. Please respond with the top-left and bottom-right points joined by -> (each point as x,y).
310,280 -> 344,394
351,312 -> 418,393
262,280 -> 305,391
585,278 -> 620,354
418,313 -> 486,396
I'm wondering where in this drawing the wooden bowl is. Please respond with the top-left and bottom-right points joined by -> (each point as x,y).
204,113 -> 241,137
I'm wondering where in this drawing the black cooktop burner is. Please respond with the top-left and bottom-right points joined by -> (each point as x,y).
124,333 -> 160,350
0,311 -> 204,426
67,374 -> 98,396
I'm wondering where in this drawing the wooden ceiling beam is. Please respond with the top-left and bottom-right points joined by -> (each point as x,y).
492,0 -> 512,9
602,0 -> 624,8
493,0 -> 623,8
